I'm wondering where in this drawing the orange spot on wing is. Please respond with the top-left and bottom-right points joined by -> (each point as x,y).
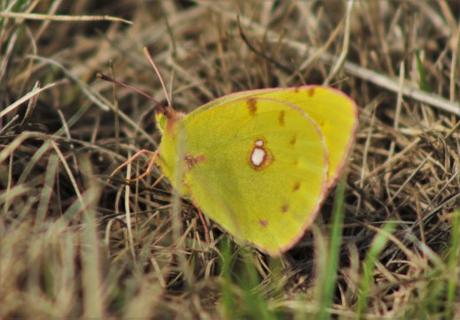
278,110 -> 285,126
247,98 -> 257,116
307,88 -> 315,97
184,154 -> 206,169
259,219 -> 268,227
281,204 -> 289,213
293,181 -> 301,192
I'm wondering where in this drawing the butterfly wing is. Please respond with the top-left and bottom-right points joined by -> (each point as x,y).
158,96 -> 328,255
190,86 -> 358,187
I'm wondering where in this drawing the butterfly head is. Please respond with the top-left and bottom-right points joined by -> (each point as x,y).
155,105 -> 185,135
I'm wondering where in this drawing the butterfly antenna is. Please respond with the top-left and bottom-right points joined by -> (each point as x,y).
97,72 -> 161,105
143,47 -> 173,109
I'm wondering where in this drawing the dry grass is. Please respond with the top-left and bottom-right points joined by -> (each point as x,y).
1,1 -> 459,319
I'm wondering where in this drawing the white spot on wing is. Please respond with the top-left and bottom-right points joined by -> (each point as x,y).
255,139 -> 264,147
251,147 -> 265,166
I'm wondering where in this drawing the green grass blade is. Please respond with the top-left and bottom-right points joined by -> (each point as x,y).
415,50 -> 431,92
220,237 -> 236,320
317,179 -> 346,320
446,209 -> 460,318
240,251 -> 276,320
356,222 -> 396,318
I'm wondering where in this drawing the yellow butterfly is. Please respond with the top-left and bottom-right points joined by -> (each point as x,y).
156,86 -> 358,256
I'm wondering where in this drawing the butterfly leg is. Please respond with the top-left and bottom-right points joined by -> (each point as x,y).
110,149 -> 158,181
128,150 -> 159,181
196,207 -> 211,244
151,174 -> 164,188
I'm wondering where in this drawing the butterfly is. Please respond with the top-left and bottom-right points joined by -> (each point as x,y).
155,86 -> 358,256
